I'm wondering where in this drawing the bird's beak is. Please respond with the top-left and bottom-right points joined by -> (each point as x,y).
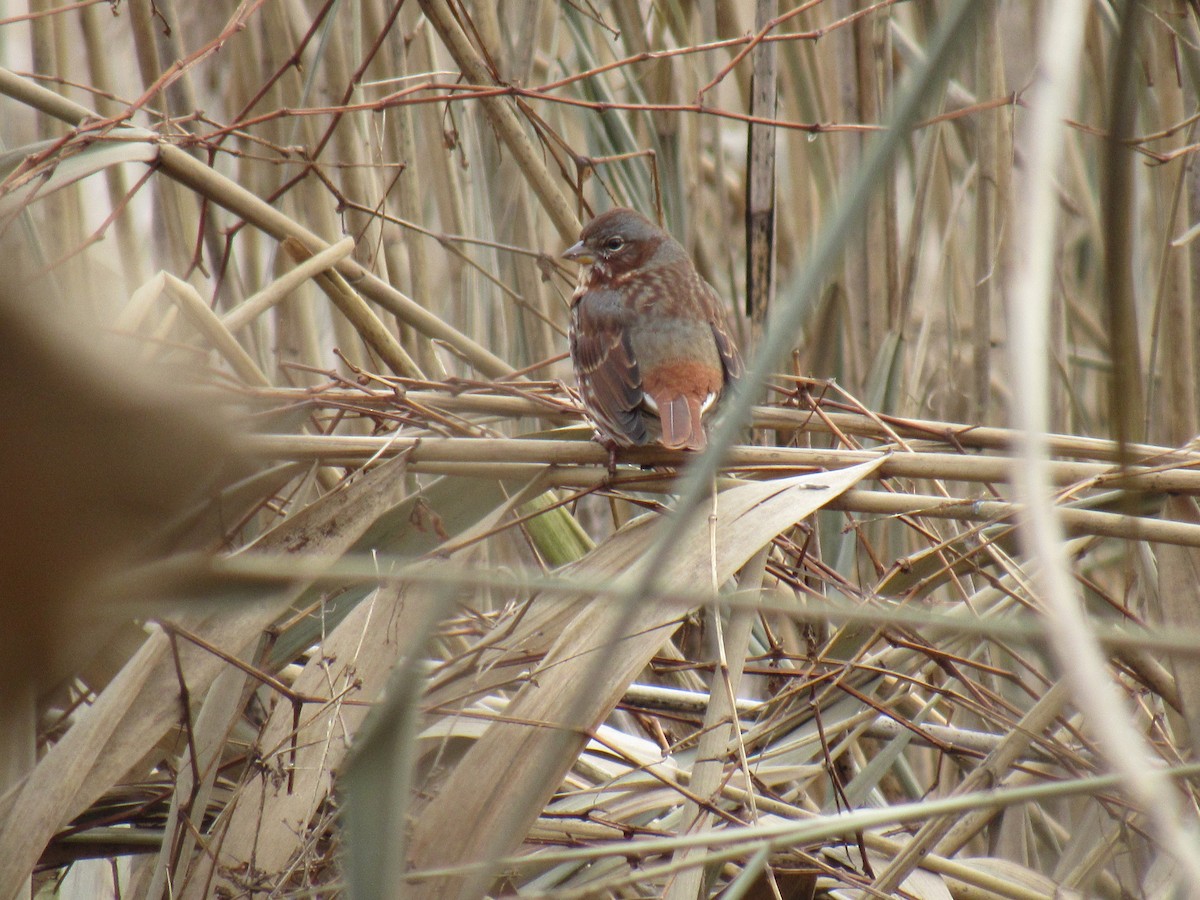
562,241 -> 594,265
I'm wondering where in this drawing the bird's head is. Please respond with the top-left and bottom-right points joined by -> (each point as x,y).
562,207 -> 674,280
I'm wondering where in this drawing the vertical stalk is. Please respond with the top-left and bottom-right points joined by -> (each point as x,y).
972,3 -> 1009,423
746,0 -> 779,342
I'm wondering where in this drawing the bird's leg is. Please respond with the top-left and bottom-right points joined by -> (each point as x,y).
593,433 -> 620,477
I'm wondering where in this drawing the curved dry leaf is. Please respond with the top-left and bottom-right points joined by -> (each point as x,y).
0,140 -> 158,218
402,459 -> 886,897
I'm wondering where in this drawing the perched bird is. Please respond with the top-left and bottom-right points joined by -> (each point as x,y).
563,207 -> 743,453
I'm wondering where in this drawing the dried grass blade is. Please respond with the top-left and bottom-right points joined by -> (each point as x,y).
405,459 -> 886,896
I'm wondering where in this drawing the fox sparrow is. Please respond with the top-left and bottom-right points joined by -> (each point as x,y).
563,207 -> 743,452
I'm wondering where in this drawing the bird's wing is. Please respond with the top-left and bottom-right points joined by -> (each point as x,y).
570,288 -> 648,446
701,280 -> 744,385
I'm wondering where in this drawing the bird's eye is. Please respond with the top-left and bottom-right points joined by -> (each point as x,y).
604,236 -> 625,252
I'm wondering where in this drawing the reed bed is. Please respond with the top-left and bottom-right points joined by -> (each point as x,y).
3,2 -> 1200,898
